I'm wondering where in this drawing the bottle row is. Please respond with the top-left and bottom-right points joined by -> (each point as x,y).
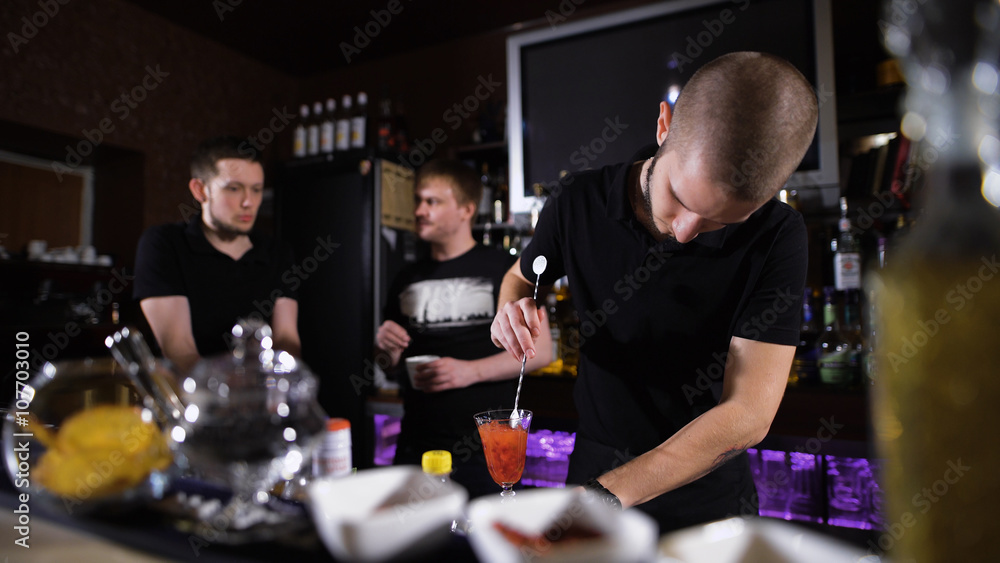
292,93 -> 411,158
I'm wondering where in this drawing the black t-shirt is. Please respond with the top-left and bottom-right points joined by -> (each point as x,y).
133,218 -> 297,357
384,245 -> 517,467
520,145 -> 807,530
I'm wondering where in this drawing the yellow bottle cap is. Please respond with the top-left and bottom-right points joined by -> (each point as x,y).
421,450 -> 452,475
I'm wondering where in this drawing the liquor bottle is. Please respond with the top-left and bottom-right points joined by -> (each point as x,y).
872,1 -> 1000,559
377,97 -> 394,151
478,163 -> 494,224
320,98 -> 336,154
861,238 -> 886,384
833,197 -> 861,291
493,166 -> 508,224
790,287 -> 820,386
293,104 -> 308,158
842,289 -> 864,381
815,287 -> 856,388
336,94 -> 352,152
554,278 -> 579,376
535,291 -> 563,376
393,101 -> 410,153
351,92 -> 368,149
530,183 -> 546,232
308,101 -> 322,156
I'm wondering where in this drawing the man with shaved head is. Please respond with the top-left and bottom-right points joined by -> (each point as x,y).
491,52 -> 818,532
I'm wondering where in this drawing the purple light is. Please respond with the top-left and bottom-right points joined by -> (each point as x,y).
826,455 -> 878,530
523,429 -> 576,488
372,413 -> 400,466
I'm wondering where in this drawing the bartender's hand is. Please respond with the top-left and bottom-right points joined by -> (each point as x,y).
491,297 -> 544,362
410,357 -> 475,392
375,320 -> 410,367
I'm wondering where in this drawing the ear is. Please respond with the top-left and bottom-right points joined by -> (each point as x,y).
460,199 -> 477,223
189,178 -> 208,203
656,101 -> 672,146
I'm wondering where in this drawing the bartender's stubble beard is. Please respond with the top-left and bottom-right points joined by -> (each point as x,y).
637,154 -> 675,243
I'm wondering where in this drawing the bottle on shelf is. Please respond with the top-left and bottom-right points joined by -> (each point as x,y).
293,104 -> 309,158
842,288 -> 865,374
393,100 -> 410,153
833,197 -> 862,292
481,220 -> 491,246
815,287 -> 858,388
320,98 -> 336,154
313,418 -> 352,478
351,92 -> 368,149
554,278 -> 579,376
534,290 -> 564,376
308,101 -> 322,156
377,97 -> 394,151
478,163 -> 495,224
861,238 -> 886,384
336,94 -> 352,152
530,183 -> 546,231
790,287 -> 820,386
493,166 -> 509,224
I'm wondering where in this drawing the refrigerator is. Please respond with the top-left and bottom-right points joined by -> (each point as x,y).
275,155 -> 416,468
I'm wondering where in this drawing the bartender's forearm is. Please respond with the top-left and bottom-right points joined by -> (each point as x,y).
597,338 -> 793,507
598,401 -> 765,507
497,259 -> 535,309
470,320 -> 554,382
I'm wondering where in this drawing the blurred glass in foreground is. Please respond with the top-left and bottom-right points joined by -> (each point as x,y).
872,0 -> 1000,559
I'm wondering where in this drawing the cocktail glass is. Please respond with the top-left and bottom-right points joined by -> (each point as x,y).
474,409 -> 532,500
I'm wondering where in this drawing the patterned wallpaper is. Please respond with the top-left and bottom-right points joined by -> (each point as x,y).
0,0 -> 298,232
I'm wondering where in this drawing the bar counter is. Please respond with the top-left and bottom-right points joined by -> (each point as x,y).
0,479 -> 479,562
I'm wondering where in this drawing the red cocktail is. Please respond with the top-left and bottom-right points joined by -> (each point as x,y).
474,409 -> 532,499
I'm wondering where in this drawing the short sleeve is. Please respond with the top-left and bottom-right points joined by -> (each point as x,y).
731,212 -> 808,346
519,192 -> 567,286
273,242 -> 299,301
133,226 -> 186,301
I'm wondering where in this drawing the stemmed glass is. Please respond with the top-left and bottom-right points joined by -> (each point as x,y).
474,409 -> 532,500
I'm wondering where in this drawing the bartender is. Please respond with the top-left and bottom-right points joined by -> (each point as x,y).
491,52 -> 817,532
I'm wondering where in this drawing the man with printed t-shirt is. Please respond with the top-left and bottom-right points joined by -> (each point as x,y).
376,158 -> 552,497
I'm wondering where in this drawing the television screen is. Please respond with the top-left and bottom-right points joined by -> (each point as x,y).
507,0 -> 838,212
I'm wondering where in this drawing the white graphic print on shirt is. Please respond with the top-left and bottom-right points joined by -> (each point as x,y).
399,277 -> 495,329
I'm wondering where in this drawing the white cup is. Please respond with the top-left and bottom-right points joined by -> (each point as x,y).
405,355 -> 440,389
27,239 -> 47,260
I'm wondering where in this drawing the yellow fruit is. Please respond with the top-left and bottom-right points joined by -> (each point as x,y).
35,405 -> 172,499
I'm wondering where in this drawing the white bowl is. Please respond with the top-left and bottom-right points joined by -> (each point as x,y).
658,516 -> 871,562
306,465 -> 467,562
467,488 -> 657,563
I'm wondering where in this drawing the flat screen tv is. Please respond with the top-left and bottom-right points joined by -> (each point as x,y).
506,0 -> 839,213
